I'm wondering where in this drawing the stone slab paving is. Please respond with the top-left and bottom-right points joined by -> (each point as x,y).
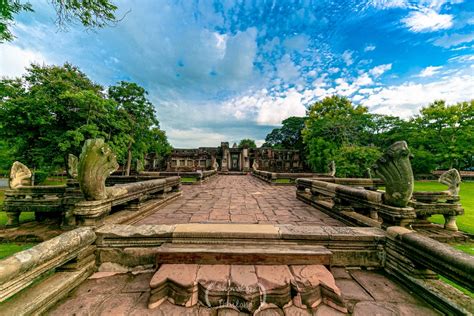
48,268 -> 440,315
135,175 -> 343,226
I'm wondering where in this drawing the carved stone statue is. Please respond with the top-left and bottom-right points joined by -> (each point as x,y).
9,161 -> 32,189
136,159 -> 144,173
328,160 -> 336,177
439,168 -> 461,196
252,161 -> 259,171
67,154 -> 79,179
213,160 -> 219,170
77,139 -> 119,201
372,141 -> 414,207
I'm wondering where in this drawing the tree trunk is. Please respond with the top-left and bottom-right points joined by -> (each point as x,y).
125,142 -> 132,176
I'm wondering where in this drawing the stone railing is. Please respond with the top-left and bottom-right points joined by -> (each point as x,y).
252,170 -> 330,185
74,176 -> 180,226
296,178 -> 416,228
139,169 -> 217,184
411,169 -> 464,231
385,226 -> 473,314
3,185 -> 67,227
0,228 -> 96,314
3,139 -> 183,228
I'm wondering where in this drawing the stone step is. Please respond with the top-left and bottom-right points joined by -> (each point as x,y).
148,263 -> 347,314
155,243 -> 332,265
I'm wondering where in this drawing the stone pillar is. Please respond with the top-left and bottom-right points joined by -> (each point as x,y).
242,147 -> 250,172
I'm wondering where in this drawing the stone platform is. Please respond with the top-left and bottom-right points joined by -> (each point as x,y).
48,267 -> 439,315
135,175 -> 343,226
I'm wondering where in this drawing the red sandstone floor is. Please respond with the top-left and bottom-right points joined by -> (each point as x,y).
49,267 -> 439,315
135,175 -> 343,226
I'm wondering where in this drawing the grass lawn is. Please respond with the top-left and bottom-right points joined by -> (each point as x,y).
0,188 -> 36,226
180,177 -> 198,183
0,243 -> 36,259
414,181 -> 474,235
274,178 -> 293,184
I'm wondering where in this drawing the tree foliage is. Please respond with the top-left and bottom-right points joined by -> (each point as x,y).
264,116 -> 305,150
1,0 -> 118,42
238,139 -> 257,148
0,63 -> 170,173
266,95 -> 473,177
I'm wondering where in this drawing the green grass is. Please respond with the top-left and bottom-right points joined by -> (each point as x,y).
180,177 -> 198,183
439,276 -> 474,298
0,243 -> 36,259
273,178 -> 293,184
42,177 -> 67,185
414,181 -> 474,235
0,188 -> 36,226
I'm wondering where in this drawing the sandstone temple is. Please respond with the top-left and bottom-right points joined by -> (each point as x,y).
147,142 -> 304,173
0,139 -> 472,315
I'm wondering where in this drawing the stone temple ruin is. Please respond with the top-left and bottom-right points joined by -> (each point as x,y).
148,142 -> 305,173
0,139 -> 472,315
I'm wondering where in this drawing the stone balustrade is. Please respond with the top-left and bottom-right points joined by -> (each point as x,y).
139,169 -> 217,184
385,226 -> 474,314
252,169 -> 332,185
296,178 -> 417,228
0,227 -> 96,314
3,185 -> 67,227
74,176 -> 180,226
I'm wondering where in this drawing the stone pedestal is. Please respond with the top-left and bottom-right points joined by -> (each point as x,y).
73,200 -> 112,226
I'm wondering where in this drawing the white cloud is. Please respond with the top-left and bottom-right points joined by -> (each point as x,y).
223,87 -> 307,126
433,33 -> 474,48
276,54 -> 300,83
402,9 -> 453,32
342,50 -> 353,66
364,44 -> 376,52
361,74 -> 474,118
0,44 -> 49,78
418,65 -> 443,77
166,128 -> 227,148
354,73 -> 374,86
369,0 -> 408,9
369,63 -> 392,77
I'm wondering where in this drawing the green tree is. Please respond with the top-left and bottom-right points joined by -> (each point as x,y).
1,0 -> 118,42
0,63 -> 113,170
302,95 -> 372,173
264,116 -> 305,150
332,145 -> 381,178
108,81 -> 160,175
238,139 -> 257,148
411,100 -> 474,170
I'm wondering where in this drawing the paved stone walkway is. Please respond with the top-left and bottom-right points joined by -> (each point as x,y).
135,175 -> 343,226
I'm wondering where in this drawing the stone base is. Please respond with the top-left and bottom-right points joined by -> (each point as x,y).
148,264 -> 347,314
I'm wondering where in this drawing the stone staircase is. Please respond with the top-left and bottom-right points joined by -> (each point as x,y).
147,243 -> 348,315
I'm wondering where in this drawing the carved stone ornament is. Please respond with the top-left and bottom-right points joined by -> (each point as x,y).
67,154 -> 79,179
9,161 -> 32,189
439,168 -> 461,196
329,160 -> 336,177
77,139 -> 119,201
252,161 -> 259,171
372,141 -> 414,207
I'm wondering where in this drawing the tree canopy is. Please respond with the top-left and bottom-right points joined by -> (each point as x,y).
0,63 -> 171,173
238,139 -> 257,148
264,116 -> 305,151
264,95 -> 473,177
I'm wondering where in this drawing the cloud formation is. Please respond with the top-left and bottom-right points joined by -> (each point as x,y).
2,0 -> 473,147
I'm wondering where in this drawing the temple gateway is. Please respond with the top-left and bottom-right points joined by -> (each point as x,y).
148,142 -> 305,172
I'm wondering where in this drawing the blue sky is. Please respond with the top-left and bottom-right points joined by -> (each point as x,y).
1,0 -> 473,147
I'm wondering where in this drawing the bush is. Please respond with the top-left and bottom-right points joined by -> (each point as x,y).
333,145 -> 382,178
33,171 -> 49,185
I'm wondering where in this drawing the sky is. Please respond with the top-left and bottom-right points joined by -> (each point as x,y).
1,0 -> 473,147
